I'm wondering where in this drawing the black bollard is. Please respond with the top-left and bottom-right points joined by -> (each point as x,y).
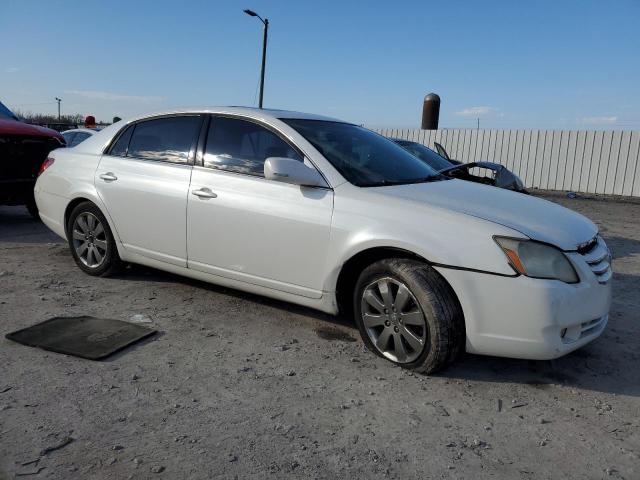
421,93 -> 440,130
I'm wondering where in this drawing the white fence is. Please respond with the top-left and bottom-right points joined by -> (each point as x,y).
371,128 -> 640,197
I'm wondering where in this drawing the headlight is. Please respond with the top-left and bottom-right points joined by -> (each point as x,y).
494,237 -> 579,283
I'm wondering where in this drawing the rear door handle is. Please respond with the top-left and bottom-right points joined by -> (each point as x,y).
99,172 -> 118,182
191,187 -> 217,199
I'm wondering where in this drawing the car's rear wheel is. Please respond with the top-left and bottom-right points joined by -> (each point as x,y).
353,258 -> 464,374
67,202 -> 122,276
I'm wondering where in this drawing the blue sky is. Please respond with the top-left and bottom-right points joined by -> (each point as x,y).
2,0 -> 639,129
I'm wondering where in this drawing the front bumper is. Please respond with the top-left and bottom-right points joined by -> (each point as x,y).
434,253 -> 612,360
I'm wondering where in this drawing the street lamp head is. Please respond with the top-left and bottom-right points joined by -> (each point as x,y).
243,9 -> 257,16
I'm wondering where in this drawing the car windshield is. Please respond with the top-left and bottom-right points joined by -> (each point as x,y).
282,119 -> 443,187
393,140 -> 453,171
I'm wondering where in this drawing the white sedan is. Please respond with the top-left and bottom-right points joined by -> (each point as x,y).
61,128 -> 97,147
35,107 -> 612,373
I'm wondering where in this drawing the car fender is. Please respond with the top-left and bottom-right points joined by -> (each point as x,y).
322,201 -> 523,294
62,186 -> 130,261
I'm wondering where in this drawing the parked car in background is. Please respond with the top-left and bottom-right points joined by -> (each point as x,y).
0,100 -> 20,121
61,128 -> 96,147
35,107 -> 611,373
392,139 -> 527,192
0,101 -> 65,217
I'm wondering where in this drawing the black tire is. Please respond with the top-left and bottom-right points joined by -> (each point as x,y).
25,198 -> 39,220
66,201 -> 123,277
353,258 -> 465,374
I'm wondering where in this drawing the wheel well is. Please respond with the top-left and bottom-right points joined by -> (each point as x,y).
335,247 -> 465,334
63,197 -> 92,236
335,247 -> 426,317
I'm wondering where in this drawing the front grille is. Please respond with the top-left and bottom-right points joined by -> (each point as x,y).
578,235 -> 612,284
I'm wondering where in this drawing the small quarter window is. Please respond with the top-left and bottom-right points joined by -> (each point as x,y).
203,116 -> 302,176
127,116 -> 201,164
109,125 -> 134,156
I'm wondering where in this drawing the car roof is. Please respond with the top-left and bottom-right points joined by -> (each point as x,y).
61,128 -> 97,134
65,107 -> 352,155
123,106 -> 347,124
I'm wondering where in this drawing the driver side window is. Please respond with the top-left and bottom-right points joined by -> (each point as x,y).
203,117 -> 302,177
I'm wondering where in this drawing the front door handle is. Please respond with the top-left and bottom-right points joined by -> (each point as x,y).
191,187 -> 217,199
99,172 -> 118,182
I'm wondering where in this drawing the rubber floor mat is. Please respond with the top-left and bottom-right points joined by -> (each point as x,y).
6,316 -> 157,360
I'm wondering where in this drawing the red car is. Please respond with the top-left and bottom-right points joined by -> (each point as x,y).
0,102 -> 65,217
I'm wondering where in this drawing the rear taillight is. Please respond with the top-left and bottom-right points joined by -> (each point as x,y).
38,157 -> 55,176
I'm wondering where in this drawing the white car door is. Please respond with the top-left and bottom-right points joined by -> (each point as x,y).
187,115 -> 334,298
95,115 -> 203,267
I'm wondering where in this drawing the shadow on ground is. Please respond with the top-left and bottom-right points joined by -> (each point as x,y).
0,206 -> 59,244
110,263 -> 640,398
606,235 -> 640,260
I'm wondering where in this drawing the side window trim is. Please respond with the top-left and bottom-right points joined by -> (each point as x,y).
105,114 -> 204,165
195,115 -> 210,168
123,125 -> 135,157
202,114 -> 306,178
208,114 -> 305,160
126,115 -> 203,166
105,124 -> 135,157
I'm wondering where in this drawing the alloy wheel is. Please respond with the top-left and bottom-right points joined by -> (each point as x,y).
360,277 -> 428,363
71,212 -> 108,268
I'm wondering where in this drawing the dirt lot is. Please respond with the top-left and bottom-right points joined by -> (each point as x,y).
1,193 -> 639,480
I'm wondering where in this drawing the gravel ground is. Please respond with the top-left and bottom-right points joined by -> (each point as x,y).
0,193 -> 639,480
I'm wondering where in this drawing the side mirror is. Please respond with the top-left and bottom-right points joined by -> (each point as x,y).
264,157 -> 327,188
434,142 -> 451,161
494,169 -> 525,191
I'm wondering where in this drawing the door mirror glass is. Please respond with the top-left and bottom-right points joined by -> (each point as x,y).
264,157 -> 327,187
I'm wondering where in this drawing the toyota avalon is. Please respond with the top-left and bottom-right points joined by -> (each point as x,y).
34,107 -> 612,373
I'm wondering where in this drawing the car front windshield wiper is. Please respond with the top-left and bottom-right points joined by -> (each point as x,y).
360,174 -> 448,188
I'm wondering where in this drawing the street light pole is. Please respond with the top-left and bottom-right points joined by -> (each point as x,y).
55,97 -> 61,120
259,18 -> 268,109
244,9 -> 269,109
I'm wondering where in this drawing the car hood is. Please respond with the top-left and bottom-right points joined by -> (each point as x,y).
0,118 -> 63,140
377,179 -> 597,250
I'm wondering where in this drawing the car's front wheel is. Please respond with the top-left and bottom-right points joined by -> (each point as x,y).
354,258 -> 464,374
67,201 -> 122,276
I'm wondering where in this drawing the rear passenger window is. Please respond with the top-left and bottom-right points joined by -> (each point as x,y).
62,132 -> 76,146
109,125 -> 134,156
126,116 -> 201,164
70,132 -> 91,147
204,116 -> 302,176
